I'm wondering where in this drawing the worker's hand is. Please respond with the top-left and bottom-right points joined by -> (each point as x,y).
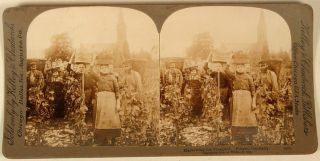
224,64 -> 229,70
251,101 -> 257,112
80,105 -> 88,114
228,65 -> 235,72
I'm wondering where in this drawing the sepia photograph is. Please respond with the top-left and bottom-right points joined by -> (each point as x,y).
26,7 -> 160,147
160,6 -> 294,146
25,6 -> 295,148
2,2 -> 318,158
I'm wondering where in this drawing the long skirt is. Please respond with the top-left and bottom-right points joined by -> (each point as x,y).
94,91 -> 121,142
231,90 -> 258,137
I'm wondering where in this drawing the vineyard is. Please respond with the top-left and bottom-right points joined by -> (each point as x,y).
159,67 -> 294,146
25,67 -> 160,147
25,63 -> 294,147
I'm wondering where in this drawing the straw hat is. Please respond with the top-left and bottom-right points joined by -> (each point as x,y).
207,53 -> 227,64
258,58 -> 282,64
123,58 -> 147,65
231,51 -> 249,64
74,53 -> 92,64
95,54 -> 113,65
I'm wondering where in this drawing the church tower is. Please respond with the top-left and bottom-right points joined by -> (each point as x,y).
256,10 -> 269,60
114,9 -> 130,67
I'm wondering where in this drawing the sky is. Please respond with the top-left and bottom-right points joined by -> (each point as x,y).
27,7 -> 159,59
160,6 -> 291,58
27,6 -> 291,59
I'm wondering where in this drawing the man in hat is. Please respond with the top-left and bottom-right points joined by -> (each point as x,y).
163,61 -> 183,88
206,54 -> 232,123
254,59 -> 281,140
27,61 -> 45,90
224,52 -> 257,145
119,59 -> 143,119
257,60 -> 279,92
72,50 -> 100,121
181,60 -> 203,118
65,59 -> 96,122
122,59 -> 142,94
45,64 -> 65,118
27,61 -> 45,116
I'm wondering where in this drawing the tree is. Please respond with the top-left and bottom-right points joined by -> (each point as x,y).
186,32 -> 213,60
45,33 -> 74,61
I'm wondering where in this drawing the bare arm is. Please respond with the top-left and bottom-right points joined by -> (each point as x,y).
88,66 -> 100,82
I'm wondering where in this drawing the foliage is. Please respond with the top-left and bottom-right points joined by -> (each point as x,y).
160,66 -> 294,146
45,33 -> 73,61
253,68 -> 294,145
27,87 -> 54,119
26,69 -> 92,146
186,32 -> 213,60
63,72 -> 92,145
116,68 -> 159,146
160,84 -> 188,146
160,67 -> 229,146
25,58 -> 294,147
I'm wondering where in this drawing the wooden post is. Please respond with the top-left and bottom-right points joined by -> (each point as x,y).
217,71 -> 221,144
79,72 -> 85,144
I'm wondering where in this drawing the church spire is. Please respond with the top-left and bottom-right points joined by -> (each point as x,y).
114,9 -> 130,67
117,9 -> 127,43
256,10 -> 269,59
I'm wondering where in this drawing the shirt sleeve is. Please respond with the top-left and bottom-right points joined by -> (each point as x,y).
113,76 -> 120,99
135,72 -> 142,93
270,71 -> 279,91
248,75 -> 255,96
38,71 -> 45,89
224,66 -> 236,80
89,68 -> 100,82
163,70 -> 169,85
